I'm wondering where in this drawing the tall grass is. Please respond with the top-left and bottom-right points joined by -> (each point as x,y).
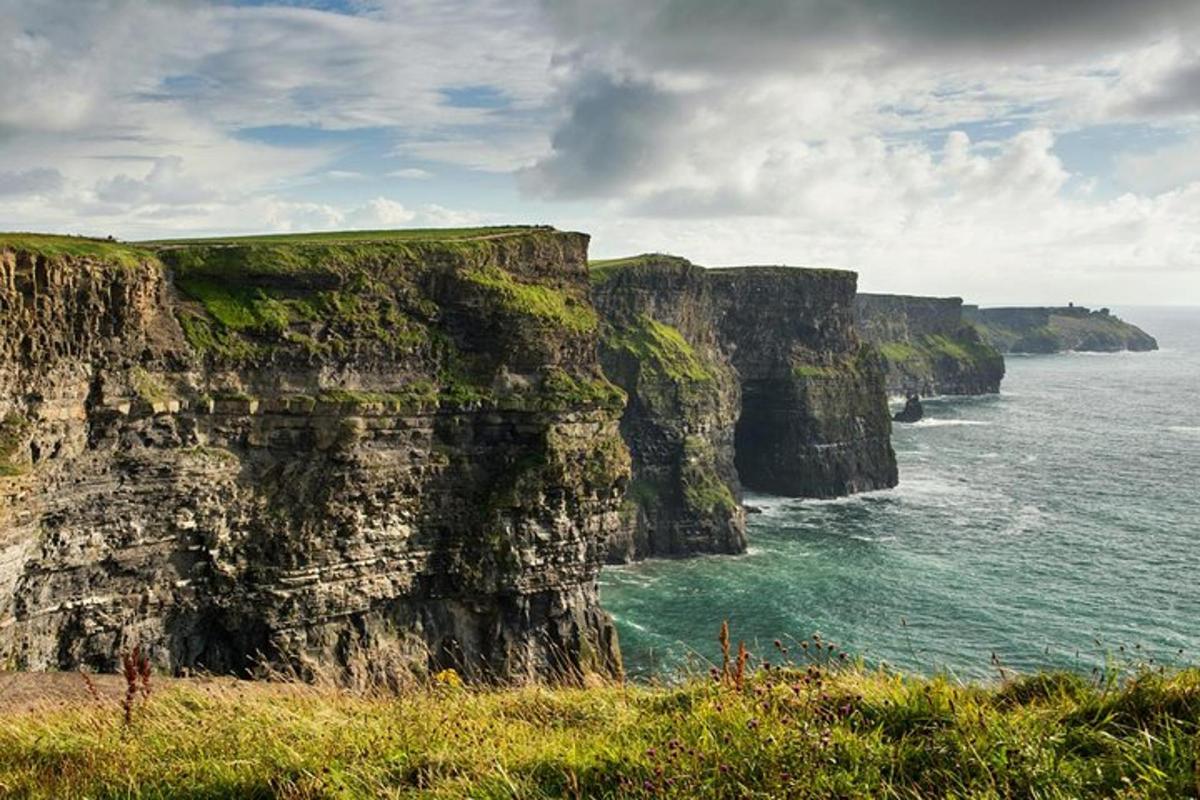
1,637 -> 1197,798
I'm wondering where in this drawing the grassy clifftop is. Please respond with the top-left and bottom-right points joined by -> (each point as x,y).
2,656 -> 1197,798
965,306 -> 1158,353
0,233 -> 155,269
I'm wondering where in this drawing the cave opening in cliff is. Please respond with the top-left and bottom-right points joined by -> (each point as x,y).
733,379 -> 790,495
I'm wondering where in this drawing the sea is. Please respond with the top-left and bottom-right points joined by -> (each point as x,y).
600,306 -> 1200,680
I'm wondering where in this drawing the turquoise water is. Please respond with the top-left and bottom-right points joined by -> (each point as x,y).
600,307 -> 1200,680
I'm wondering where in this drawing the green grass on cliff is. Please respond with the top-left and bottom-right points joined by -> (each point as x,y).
2,659 -> 1198,799
0,234 -> 154,269
464,266 -> 598,333
605,315 -> 714,384
878,332 -> 1001,371
139,226 -> 548,246
587,253 -> 693,283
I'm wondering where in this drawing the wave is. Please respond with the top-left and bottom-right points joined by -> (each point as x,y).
910,419 -> 992,428
1167,425 -> 1200,437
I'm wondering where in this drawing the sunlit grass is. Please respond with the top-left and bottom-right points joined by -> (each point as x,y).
2,654 -> 1197,798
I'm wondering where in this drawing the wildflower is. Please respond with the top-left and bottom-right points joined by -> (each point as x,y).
433,668 -> 463,689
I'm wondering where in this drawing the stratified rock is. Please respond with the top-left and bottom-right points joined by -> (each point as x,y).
892,394 -> 924,423
0,229 -> 626,685
963,305 -> 1159,353
590,256 -> 746,562
592,257 -> 898,561
855,294 -> 1005,396
707,267 -> 898,499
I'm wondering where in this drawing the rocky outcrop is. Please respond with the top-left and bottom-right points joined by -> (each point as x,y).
963,305 -> 1158,353
590,257 -> 745,562
854,294 -> 1005,396
707,268 -> 897,499
591,257 -> 897,561
0,230 -> 627,685
892,395 -> 923,423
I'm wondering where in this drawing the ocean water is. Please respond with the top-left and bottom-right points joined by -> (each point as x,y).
600,307 -> 1200,680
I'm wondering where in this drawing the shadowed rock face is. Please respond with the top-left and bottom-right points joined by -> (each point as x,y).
854,294 -> 1005,397
963,305 -> 1158,354
590,257 -> 746,562
0,230 -> 626,685
708,268 -> 897,499
591,259 -> 897,561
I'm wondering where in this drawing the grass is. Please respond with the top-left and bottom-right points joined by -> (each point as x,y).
680,436 -> 738,515
604,315 -> 714,384
587,253 -> 693,284
464,266 -> 599,333
0,234 -> 154,269
878,332 -> 1001,371
140,226 -> 549,246
2,651 -> 1197,799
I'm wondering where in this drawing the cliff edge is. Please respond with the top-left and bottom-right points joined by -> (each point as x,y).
963,305 -> 1158,353
591,256 -> 897,561
854,293 -> 1005,396
0,229 -> 626,684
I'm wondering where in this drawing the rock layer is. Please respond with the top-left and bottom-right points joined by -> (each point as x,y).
963,305 -> 1158,353
590,257 -> 745,562
591,258 -> 898,561
0,230 -> 627,684
709,268 -> 897,499
854,294 -> 1005,396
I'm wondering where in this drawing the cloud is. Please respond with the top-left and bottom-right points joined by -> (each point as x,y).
0,168 -> 63,196
387,168 -> 433,179
518,74 -> 683,198
1116,136 -> 1200,194
1126,60 -> 1200,116
541,0 -> 1200,71
94,157 -> 218,206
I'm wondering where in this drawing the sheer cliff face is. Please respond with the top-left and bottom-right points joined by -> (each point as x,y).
590,258 -> 745,562
592,259 -> 897,562
707,268 -> 897,499
964,306 -> 1159,354
0,231 -> 626,684
854,294 -> 1005,396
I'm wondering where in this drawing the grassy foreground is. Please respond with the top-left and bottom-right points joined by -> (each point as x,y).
2,656 -> 1198,799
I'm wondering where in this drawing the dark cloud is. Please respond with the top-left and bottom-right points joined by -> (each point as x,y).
543,0 -> 1200,70
528,0 -> 1200,203
1128,61 -> 1200,116
0,168 -> 64,196
518,73 -> 683,198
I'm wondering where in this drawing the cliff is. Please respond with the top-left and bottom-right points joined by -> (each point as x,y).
589,256 -> 745,562
591,257 -> 897,560
963,305 -> 1158,353
0,229 -> 627,684
707,267 -> 897,499
854,294 -> 1005,396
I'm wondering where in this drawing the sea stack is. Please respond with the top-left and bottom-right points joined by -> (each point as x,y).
893,394 -> 924,423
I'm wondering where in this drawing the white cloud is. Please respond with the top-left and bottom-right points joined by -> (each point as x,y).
0,0 -> 1199,303
387,168 -> 433,180
1116,137 -> 1200,194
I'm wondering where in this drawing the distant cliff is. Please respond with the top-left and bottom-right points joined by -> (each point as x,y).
854,294 -> 1005,396
592,256 -> 897,561
0,229 -> 627,684
963,305 -> 1158,353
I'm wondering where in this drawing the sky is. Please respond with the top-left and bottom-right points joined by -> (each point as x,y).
2,0 -> 1199,304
